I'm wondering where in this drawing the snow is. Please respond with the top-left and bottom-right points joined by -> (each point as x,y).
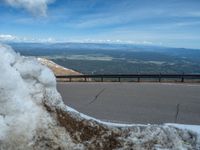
166,123 -> 200,135
0,43 -> 200,149
0,44 -> 76,149
67,105 -> 200,133
66,106 -> 146,127
37,57 -> 73,72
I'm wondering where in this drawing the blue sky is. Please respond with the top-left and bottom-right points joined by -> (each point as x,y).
0,0 -> 200,48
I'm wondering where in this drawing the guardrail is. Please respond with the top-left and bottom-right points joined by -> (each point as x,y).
56,74 -> 200,83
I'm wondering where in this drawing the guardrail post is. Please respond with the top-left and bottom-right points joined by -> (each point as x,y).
84,77 -> 87,82
159,73 -> 161,82
181,73 -> 184,82
118,77 -> 121,82
137,77 -> 140,82
101,77 -> 103,82
69,77 -> 72,82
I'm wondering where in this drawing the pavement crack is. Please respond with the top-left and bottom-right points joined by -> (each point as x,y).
175,103 -> 180,123
88,88 -> 106,105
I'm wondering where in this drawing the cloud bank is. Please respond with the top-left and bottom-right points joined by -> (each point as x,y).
0,34 -> 17,41
4,0 -> 55,16
0,34 -> 57,43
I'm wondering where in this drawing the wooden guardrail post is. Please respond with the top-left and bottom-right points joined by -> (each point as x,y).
101,77 -> 103,82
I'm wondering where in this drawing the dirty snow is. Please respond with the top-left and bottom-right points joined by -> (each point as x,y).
0,44 -> 77,149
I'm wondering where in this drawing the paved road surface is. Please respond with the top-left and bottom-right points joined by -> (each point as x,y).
57,82 -> 200,125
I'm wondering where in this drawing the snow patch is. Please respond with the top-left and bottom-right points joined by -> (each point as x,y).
166,123 -> 200,135
38,58 -> 72,71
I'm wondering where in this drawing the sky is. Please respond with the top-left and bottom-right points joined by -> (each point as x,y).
0,0 -> 200,49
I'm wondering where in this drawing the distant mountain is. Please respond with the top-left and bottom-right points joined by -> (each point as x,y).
10,42 -> 200,62
9,42 -> 200,51
8,42 -> 200,74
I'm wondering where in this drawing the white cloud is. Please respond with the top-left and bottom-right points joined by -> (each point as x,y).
0,34 -> 57,43
4,0 -> 55,16
0,34 -> 154,45
39,37 -> 55,43
67,38 -> 155,45
0,34 -> 17,41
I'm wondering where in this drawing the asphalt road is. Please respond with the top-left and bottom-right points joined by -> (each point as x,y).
57,82 -> 200,125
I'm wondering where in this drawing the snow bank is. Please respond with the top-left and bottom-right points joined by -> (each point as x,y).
0,44 -> 77,149
166,124 -> 200,135
0,43 -> 200,150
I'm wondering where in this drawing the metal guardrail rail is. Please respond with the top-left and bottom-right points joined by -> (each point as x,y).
56,74 -> 200,82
